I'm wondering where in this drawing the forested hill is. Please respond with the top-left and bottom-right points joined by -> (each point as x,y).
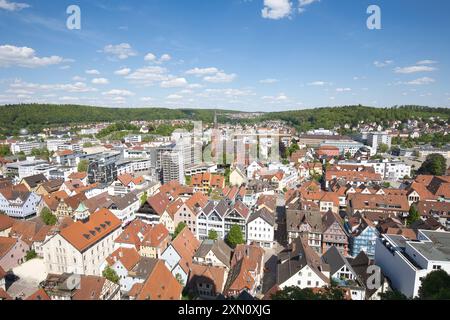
257,105 -> 450,132
0,104 -> 449,136
0,104 -> 238,135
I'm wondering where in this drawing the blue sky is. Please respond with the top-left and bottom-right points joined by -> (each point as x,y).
0,0 -> 449,111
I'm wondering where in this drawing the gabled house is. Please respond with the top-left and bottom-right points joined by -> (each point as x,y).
277,238 -> 330,290
322,210 -> 349,256
187,264 -> 227,299
115,219 -> 152,251
345,215 -> 379,258
247,208 -> 275,249
103,247 -> 142,292
193,239 -> 233,270
286,206 -> 323,254
139,223 -> 170,259
224,200 -> 249,239
173,192 -> 208,235
160,226 -> 200,285
0,236 -> 29,271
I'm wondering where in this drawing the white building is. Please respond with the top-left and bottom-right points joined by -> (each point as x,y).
277,238 -> 330,289
42,209 -> 122,276
338,159 -> 411,180
367,132 -> 391,153
247,208 -> 275,248
0,189 -> 42,219
10,141 -> 44,155
375,230 -> 450,298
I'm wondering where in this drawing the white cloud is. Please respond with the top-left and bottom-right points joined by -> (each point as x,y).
102,43 -> 137,60
72,76 -> 86,81
416,60 -> 437,65
85,69 -> 100,75
140,97 -> 153,102
394,65 -> 437,74
406,77 -> 435,85
308,81 -> 328,86
144,53 -> 157,62
10,80 -> 97,93
145,53 -> 172,64
262,0 -> 292,20
0,0 -> 30,11
159,54 -> 171,63
186,67 -> 219,76
188,83 -> 203,89
260,78 -> 279,84
160,77 -> 188,88
167,94 -> 183,100
92,78 -> 109,85
59,96 -> 79,102
205,88 -> 255,97
336,87 -> 352,92
262,93 -> 288,102
0,45 -> 63,68
204,72 -> 236,83
125,66 -> 168,85
102,89 -> 134,96
298,0 -> 320,13
114,68 -> 131,76
374,60 -> 394,68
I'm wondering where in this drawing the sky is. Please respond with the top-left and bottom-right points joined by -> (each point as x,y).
0,0 -> 449,112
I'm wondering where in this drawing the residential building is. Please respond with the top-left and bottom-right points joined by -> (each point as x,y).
42,209 -> 122,276
247,208 -> 275,249
375,230 -> 450,298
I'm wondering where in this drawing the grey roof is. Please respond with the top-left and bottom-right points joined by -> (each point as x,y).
22,174 -> 48,188
277,238 -> 329,286
321,246 -> 355,277
194,239 -> 233,268
347,251 -> 386,298
130,257 -> 159,280
286,209 -> 322,234
408,230 -> 450,261
214,200 -> 231,218
248,208 -> 275,226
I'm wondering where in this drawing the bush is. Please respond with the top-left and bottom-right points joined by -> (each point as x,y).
40,207 -> 58,226
102,266 -> 120,284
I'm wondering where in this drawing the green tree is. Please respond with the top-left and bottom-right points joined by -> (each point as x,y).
140,191 -> 148,206
0,145 -> 11,157
83,142 -> 93,148
25,250 -> 38,261
174,222 -> 187,238
271,286 -> 345,300
378,143 -> 389,154
407,204 -> 421,226
225,225 -> 244,248
418,270 -> 450,300
208,229 -> 218,241
40,207 -> 58,226
102,266 -> 120,284
175,273 -> 185,286
77,160 -> 89,173
379,290 -> 408,300
418,153 -> 447,176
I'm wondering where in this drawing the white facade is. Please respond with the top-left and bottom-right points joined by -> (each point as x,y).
279,264 -> 328,289
0,191 -> 42,219
42,229 -> 121,276
247,216 -> 274,248
375,230 -> 450,298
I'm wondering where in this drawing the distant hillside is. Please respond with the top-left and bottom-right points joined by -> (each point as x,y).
0,104 -> 448,136
0,104 -> 240,135
256,105 -> 450,132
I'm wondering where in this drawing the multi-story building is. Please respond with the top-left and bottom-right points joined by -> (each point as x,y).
375,230 -> 450,298
87,152 -> 121,186
196,200 -> 230,240
247,208 -> 275,249
224,200 -> 250,239
42,209 -> 122,276
161,149 -> 185,185
367,132 -> 392,153
10,141 -> 44,155
0,188 -> 42,219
